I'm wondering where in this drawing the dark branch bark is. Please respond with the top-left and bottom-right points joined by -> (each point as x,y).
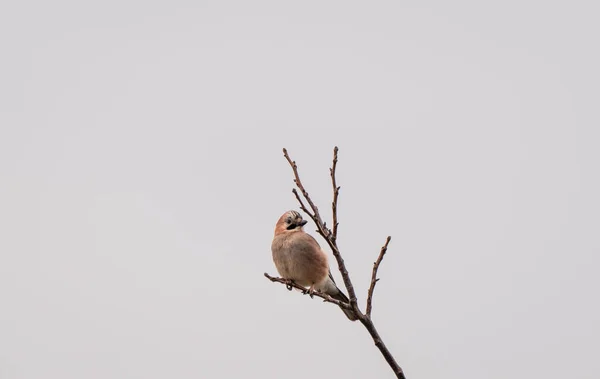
330,146 -> 340,242
267,147 -> 406,379
366,236 -> 392,317
263,273 -> 353,310
359,316 -> 406,379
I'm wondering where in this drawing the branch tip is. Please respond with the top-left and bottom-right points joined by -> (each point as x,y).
366,236 -> 392,317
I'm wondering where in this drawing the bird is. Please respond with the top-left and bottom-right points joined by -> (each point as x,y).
271,210 -> 357,321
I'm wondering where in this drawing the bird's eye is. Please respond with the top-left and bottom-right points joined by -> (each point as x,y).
286,217 -> 292,223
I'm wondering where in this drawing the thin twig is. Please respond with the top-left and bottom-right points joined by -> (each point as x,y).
263,273 -> 352,310
366,236 -> 392,317
282,149 -> 323,227
291,189 -> 311,218
330,146 -> 340,242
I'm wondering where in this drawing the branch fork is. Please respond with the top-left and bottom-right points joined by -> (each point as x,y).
265,147 -> 406,379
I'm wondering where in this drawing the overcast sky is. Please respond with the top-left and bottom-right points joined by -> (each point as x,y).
1,1 -> 599,378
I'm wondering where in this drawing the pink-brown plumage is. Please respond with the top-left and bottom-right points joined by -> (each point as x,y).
271,210 -> 357,321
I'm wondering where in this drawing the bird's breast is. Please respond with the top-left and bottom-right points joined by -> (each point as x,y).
271,232 -> 329,286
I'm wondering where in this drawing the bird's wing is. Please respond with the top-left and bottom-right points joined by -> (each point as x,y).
302,233 -> 338,284
296,232 -> 341,286
328,270 -> 336,284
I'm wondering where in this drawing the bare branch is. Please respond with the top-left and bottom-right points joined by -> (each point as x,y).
359,316 -> 406,379
291,189 -> 313,219
330,146 -> 340,242
282,148 -> 359,309
282,149 -> 323,225
268,147 -> 407,379
264,273 -> 353,310
366,236 -> 392,317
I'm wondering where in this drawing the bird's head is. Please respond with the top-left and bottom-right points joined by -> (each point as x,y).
274,210 -> 308,235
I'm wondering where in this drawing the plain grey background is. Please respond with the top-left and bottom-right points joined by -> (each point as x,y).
1,1 -> 599,378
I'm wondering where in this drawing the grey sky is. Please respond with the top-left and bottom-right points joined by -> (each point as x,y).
1,1 -> 599,378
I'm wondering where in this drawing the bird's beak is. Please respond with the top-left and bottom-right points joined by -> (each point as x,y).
300,220 -> 308,226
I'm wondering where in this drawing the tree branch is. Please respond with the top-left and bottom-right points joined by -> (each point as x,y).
267,147 -> 406,379
366,236 -> 392,317
330,146 -> 340,242
282,148 -> 359,310
282,149 -> 322,226
359,316 -> 406,378
264,273 -> 353,310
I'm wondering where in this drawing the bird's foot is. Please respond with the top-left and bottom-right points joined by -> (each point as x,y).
284,279 -> 295,291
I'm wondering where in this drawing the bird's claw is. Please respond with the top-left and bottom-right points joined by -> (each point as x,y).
285,279 -> 294,291
304,286 -> 316,298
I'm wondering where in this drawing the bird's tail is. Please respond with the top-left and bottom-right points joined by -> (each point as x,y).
331,290 -> 358,321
